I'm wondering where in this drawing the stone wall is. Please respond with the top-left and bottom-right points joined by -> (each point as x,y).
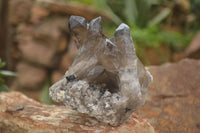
8,0 -> 70,100
8,0 -> 110,100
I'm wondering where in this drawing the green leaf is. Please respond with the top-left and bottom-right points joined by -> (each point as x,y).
135,0 -> 151,27
40,79 -> 52,105
148,8 -> 171,27
0,78 -> 5,84
0,59 -> 6,68
0,70 -> 17,77
124,0 -> 138,24
93,0 -> 122,25
0,84 -> 9,92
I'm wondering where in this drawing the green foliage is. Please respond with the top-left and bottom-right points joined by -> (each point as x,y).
92,0 -> 122,24
124,0 -> 151,28
148,8 -> 171,27
130,25 -> 192,49
107,0 -> 192,50
189,0 -> 200,31
123,0 -> 171,28
40,78 -> 52,105
0,59 -> 17,92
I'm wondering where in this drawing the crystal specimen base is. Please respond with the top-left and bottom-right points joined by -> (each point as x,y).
49,16 -> 153,126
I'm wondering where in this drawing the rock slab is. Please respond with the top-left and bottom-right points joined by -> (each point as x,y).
0,92 -> 154,133
136,58 -> 200,133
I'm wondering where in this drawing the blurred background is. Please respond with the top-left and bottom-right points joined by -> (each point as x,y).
0,0 -> 200,103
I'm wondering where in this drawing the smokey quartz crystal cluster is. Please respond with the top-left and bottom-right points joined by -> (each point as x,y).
49,15 -> 153,126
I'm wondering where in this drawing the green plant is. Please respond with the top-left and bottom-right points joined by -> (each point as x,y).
130,25 -> 192,49
189,0 -> 200,31
40,77 -> 52,104
106,0 -> 193,56
107,0 -> 184,46
123,0 -> 171,28
0,59 -> 17,92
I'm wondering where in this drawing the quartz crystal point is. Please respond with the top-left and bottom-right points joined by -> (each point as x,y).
49,15 -> 153,126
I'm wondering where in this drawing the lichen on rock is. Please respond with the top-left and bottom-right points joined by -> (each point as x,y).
49,15 -> 153,126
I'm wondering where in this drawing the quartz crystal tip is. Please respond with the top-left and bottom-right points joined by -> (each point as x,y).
89,16 -> 102,33
69,15 -> 88,29
115,23 -> 131,37
49,15 -> 153,126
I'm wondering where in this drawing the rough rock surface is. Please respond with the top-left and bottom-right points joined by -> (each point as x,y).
49,16 -> 153,126
0,92 -> 155,133
12,62 -> 47,90
9,0 -> 33,25
16,18 -> 67,68
136,59 -> 200,133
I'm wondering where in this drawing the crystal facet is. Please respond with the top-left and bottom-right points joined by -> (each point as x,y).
49,15 -> 153,126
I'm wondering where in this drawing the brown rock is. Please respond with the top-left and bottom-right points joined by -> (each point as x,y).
142,46 -> 171,65
59,38 -> 78,72
59,52 -> 73,73
18,37 -> 58,67
136,59 -> 200,133
14,62 -> 47,90
44,2 -> 112,22
9,0 -> 33,25
20,90 -> 42,102
33,17 -> 67,45
16,22 -> 66,67
185,32 -> 200,59
57,36 -> 68,53
30,5 -> 50,24
0,92 -> 155,133
51,71 -> 63,84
